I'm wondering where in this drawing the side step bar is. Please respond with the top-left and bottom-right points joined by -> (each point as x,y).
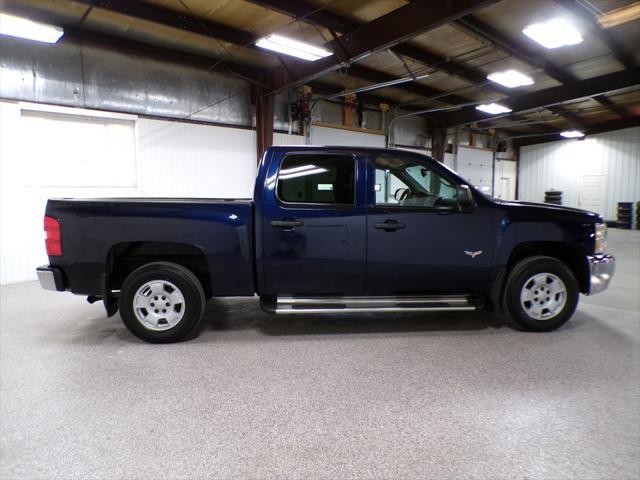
263,295 -> 482,314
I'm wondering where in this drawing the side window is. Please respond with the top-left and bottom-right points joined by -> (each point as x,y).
277,154 -> 355,205
374,155 -> 458,208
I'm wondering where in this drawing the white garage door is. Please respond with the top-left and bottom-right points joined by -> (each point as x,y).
0,103 -> 139,284
456,146 -> 493,195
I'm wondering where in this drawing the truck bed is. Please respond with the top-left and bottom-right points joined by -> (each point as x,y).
45,197 -> 255,297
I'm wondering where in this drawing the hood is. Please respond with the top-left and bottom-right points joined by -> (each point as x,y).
494,199 -> 602,223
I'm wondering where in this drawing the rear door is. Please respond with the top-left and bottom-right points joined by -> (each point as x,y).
260,151 -> 367,296
365,152 -> 494,295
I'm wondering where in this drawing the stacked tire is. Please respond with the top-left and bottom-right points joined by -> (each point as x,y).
617,202 -> 632,229
544,190 -> 563,205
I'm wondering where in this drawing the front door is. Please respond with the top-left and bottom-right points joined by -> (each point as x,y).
366,152 -> 494,295
578,175 -> 604,214
261,151 -> 366,296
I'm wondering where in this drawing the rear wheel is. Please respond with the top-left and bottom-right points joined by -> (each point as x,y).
501,256 -> 579,332
119,262 -> 205,343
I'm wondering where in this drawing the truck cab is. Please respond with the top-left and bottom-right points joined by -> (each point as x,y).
37,146 -> 615,343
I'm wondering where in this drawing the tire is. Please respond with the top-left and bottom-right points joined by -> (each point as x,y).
501,256 -> 579,332
119,262 -> 206,343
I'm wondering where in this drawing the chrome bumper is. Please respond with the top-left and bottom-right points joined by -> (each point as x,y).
586,254 -> 615,295
36,266 -> 65,292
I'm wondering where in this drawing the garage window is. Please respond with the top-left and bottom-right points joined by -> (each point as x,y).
277,154 -> 355,205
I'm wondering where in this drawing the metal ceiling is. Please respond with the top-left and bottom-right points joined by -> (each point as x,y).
0,0 -> 638,138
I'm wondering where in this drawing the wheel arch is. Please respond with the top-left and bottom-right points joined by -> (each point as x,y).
490,241 -> 590,309
106,241 -> 212,298
506,241 -> 589,293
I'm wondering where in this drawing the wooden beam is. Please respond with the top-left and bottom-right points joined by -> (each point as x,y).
555,0 -> 638,69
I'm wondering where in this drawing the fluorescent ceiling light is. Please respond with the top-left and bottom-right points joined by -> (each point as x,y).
560,130 -> 585,138
256,34 -> 331,61
475,103 -> 512,114
522,18 -> 582,49
0,12 -> 63,43
487,69 -> 534,88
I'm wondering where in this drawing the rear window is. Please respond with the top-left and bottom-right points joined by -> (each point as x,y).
277,154 -> 355,205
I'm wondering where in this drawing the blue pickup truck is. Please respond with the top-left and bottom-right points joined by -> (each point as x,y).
38,146 -> 614,343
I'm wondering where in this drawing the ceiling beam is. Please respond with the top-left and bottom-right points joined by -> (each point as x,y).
434,67 -> 640,126
267,0 -> 498,93
555,0 -> 638,69
455,15 -> 577,83
63,25 -> 414,110
73,0 -> 258,46
516,114 -> 640,146
63,27 -> 265,82
591,94 -> 630,117
545,105 -> 586,128
71,0 -> 473,107
244,0 -> 359,33
454,14 -> 632,118
0,2 -> 267,83
347,65 -> 470,105
247,0 -> 504,93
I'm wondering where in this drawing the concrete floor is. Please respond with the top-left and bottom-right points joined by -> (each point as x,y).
1,230 -> 639,480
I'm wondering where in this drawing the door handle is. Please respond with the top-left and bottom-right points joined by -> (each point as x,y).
374,220 -> 405,232
271,219 -> 304,230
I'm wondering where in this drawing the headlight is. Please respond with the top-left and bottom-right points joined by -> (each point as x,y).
594,223 -> 607,254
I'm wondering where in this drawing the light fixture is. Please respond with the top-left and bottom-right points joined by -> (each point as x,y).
256,34 -> 331,61
560,130 -> 585,138
522,18 -> 582,49
487,69 -> 534,88
475,103 -> 512,114
0,12 -> 63,43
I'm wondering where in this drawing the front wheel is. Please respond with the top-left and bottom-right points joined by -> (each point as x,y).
119,262 -> 205,343
501,256 -> 579,332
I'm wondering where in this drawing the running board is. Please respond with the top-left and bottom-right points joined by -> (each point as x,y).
263,295 -> 481,314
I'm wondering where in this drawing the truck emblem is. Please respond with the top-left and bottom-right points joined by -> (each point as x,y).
464,250 -> 483,259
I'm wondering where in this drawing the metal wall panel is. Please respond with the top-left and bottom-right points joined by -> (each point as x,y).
34,41 -> 84,106
82,46 -> 148,113
0,37 -> 36,100
519,127 -> 640,221
0,36 -> 253,126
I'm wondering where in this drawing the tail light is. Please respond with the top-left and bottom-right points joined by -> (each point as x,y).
44,216 -> 62,256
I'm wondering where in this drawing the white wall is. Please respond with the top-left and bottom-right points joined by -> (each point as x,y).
519,127 -> 640,219
310,124 -> 386,147
136,119 -> 257,198
0,100 -> 302,284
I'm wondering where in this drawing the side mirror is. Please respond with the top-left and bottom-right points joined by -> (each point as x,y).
457,185 -> 476,213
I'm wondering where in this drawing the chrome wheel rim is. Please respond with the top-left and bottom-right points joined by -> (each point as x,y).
133,280 -> 185,331
520,273 -> 567,321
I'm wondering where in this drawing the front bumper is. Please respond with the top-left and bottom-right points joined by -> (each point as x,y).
586,254 -> 615,295
36,265 -> 65,292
